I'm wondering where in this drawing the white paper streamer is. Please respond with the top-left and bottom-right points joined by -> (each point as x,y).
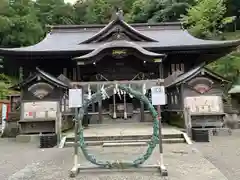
142,83 -> 146,95
128,84 -> 133,98
87,84 -> 91,99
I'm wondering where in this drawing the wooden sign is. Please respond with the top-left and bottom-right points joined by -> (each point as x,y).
23,101 -> 58,119
184,96 -> 223,113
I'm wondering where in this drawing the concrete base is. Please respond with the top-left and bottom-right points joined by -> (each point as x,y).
210,128 -> 232,136
69,163 -> 168,178
16,134 -> 40,143
1,121 -> 19,138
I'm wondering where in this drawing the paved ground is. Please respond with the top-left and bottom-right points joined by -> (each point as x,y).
195,130 -> 240,180
0,138 -> 228,180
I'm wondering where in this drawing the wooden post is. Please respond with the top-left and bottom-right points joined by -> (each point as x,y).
157,62 -> 168,176
73,68 -> 77,81
56,102 -> 62,146
74,108 -> 79,165
19,66 -> 23,81
184,107 -> 192,138
77,66 -> 81,81
63,68 -> 67,77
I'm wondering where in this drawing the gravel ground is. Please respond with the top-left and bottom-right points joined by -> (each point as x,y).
194,130 -> 240,180
0,138 -> 228,180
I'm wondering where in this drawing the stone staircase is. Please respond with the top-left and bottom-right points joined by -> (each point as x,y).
63,130 -> 186,148
61,123 -> 187,148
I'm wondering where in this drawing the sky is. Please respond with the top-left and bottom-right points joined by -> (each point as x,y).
64,0 -> 78,4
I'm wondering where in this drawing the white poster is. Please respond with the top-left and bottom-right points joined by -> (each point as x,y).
1,104 -> 7,132
184,96 -> 223,113
151,86 -> 166,105
23,101 -> 58,119
69,89 -> 82,108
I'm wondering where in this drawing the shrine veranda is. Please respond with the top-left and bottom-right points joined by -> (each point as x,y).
1,13 -> 240,136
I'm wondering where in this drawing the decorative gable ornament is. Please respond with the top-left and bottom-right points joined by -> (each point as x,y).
193,84 -> 211,94
28,82 -> 54,99
188,77 -> 214,94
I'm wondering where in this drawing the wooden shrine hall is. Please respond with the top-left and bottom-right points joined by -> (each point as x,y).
1,11 -> 240,128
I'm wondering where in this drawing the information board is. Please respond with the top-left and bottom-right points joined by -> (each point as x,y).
23,101 -> 58,119
69,89 -> 83,108
184,96 -> 223,113
151,86 -> 166,105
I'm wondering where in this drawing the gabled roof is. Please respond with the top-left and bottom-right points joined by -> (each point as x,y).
11,67 -> 70,90
73,40 -> 165,63
166,66 -> 231,88
81,15 -> 157,43
0,17 -> 240,55
228,85 -> 240,94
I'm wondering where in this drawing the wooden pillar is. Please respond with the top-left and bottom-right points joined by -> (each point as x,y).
19,66 -> 23,81
73,68 -> 77,81
77,66 -> 81,81
98,85 -> 102,124
63,68 -> 67,77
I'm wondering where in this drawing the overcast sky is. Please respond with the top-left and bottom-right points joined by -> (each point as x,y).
64,0 -> 78,4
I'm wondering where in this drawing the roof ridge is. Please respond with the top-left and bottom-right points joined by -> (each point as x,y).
48,22 -> 182,31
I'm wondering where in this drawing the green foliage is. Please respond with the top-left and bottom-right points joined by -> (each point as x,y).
181,0 -> 234,38
127,0 -> 194,23
208,53 -> 240,83
0,74 -> 18,100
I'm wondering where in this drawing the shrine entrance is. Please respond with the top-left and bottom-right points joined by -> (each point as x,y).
73,41 -> 165,124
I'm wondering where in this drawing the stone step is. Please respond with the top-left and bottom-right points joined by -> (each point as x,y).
64,138 -> 185,147
103,142 -> 147,147
65,133 -> 183,142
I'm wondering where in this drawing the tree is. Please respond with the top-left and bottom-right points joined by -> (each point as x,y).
34,0 -> 75,26
181,0 -> 235,39
83,0 -> 112,24
149,0 -> 194,23
0,0 -> 44,47
127,0 -> 194,23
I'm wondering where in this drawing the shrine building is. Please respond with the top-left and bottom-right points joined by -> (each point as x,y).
1,12 -> 240,128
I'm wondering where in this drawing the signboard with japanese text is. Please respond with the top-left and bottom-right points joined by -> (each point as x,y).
184,96 -> 223,113
69,89 -> 82,108
23,101 -> 58,119
151,86 -> 166,105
